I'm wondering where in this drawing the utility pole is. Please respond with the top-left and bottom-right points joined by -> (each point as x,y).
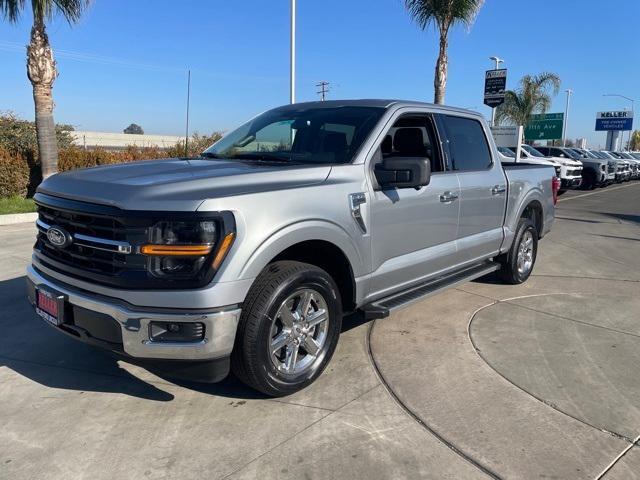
185,69 -> 191,157
290,0 -> 296,104
316,81 -> 330,101
488,56 -> 504,127
562,89 -> 573,147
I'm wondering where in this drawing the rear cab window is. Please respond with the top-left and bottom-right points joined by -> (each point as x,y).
439,115 -> 492,171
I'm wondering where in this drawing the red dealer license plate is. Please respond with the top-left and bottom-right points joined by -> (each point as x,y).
36,288 -> 64,326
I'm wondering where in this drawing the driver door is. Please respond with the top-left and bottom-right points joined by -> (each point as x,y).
367,112 -> 461,299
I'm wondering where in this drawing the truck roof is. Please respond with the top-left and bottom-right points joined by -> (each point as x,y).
275,99 -> 481,117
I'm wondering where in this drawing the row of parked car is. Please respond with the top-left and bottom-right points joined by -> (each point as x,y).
497,145 -> 640,193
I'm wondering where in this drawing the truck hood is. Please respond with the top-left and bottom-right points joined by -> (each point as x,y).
37,158 -> 332,211
547,156 -> 582,167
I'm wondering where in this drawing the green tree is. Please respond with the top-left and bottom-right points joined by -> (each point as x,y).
124,123 -> 144,135
630,130 -> 640,151
0,0 -> 90,180
404,0 -> 484,104
496,72 -> 561,127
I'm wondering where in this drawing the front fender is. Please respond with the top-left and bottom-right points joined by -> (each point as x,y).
238,220 -> 364,280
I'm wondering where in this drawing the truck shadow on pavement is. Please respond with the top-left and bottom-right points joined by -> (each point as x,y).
0,276 -> 177,401
1,275 -> 369,401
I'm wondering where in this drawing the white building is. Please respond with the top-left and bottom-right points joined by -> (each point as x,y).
71,131 -> 184,150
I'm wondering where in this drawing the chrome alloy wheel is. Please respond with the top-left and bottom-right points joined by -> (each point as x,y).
517,230 -> 534,275
269,288 -> 330,376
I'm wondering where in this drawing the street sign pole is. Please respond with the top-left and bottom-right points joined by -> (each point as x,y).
562,89 -> 573,147
484,60 -> 506,126
489,57 -> 504,126
290,0 -> 296,104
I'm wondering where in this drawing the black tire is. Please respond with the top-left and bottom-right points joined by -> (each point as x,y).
497,218 -> 538,285
231,261 -> 342,397
557,189 -> 567,196
581,169 -> 596,190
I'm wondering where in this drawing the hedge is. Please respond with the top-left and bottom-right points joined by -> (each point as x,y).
0,149 -> 30,198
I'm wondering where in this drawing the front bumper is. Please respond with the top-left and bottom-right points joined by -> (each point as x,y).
27,265 -> 241,368
561,177 -> 582,188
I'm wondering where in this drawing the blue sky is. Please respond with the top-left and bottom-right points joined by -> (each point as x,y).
1,0 -> 638,147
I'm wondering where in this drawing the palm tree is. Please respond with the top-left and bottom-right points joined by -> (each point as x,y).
405,0 -> 484,105
496,72 -> 561,127
0,0 -> 90,179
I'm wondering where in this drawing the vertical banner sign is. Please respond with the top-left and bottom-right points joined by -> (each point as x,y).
484,69 -> 507,108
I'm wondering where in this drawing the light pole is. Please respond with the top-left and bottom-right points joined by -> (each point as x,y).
603,94 -> 635,151
562,89 -> 573,147
290,0 -> 296,104
489,56 -> 504,126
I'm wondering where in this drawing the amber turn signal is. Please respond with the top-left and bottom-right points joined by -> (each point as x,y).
140,244 -> 213,256
212,232 -> 235,270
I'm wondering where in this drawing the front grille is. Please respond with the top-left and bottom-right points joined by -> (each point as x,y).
32,193 -> 230,290
608,165 -> 615,173
38,204 -> 127,241
567,168 -> 582,177
37,206 -> 131,276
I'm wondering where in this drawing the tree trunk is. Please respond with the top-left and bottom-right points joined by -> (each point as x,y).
433,33 -> 448,105
27,21 -> 59,180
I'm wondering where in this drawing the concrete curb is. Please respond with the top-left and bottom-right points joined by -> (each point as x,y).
0,212 -> 38,226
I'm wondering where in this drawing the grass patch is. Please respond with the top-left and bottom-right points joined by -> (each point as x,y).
0,196 -> 36,215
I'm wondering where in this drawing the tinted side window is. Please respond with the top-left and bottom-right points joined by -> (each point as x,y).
440,115 -> 492,171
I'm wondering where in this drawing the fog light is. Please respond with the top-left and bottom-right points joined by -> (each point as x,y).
149,321 -> 205,343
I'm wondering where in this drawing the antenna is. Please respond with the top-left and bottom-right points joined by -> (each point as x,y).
185,69 -> 191,157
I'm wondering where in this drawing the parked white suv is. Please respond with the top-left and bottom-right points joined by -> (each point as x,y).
513,145 -> 582,192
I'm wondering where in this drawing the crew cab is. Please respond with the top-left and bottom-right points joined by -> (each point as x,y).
27,100 -> 557,396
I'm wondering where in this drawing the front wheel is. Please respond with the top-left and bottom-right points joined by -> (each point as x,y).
497,218 -> 538,284
231,261 -> 342,397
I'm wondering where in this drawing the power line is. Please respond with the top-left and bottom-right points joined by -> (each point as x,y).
316,81 -> 330,101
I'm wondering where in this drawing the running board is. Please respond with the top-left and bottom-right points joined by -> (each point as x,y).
360,261 -> 500,320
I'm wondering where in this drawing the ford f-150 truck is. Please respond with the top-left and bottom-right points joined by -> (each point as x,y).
27,100 -> 558,396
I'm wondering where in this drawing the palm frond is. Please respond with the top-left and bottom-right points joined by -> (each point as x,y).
32,0 -> 90,23
405,0 -> 484,30
0,0 -> 25,22
496,71 -> 562,126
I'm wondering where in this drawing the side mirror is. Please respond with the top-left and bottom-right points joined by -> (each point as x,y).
375,156 -> 431,189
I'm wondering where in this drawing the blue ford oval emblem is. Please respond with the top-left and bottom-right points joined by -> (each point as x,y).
47,226 -> 72,249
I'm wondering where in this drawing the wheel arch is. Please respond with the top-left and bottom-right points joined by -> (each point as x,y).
238,221 -> 362,311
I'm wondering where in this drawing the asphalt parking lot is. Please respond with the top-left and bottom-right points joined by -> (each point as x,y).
1,182 -> 639,480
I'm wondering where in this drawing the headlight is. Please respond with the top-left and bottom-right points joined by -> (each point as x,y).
141,216 -> 235,280
554,166 -> 561,177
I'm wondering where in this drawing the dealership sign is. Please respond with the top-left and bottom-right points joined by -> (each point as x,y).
595,111 -> 634,131
484,69 -> 507,108
524,113 -> 564,140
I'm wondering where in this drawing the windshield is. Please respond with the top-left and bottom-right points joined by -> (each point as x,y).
561,148 -> 581,159
202,105 -> 385,165
497,146 -> 515,158
521,145 -> 546,157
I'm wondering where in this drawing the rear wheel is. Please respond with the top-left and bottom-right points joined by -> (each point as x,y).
581,170 -> 597,190
231,261 -> 342,397
497,218 -> 538,285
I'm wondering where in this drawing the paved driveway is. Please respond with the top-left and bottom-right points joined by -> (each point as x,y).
1,182 -> 639,479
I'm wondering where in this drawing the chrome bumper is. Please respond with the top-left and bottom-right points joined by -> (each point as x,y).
26,265 -> 241,361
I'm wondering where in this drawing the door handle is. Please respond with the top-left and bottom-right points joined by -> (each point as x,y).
491,185 -> 507,195
439,191 -> 459,203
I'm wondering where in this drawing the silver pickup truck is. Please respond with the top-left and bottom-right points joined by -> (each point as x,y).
27,100 -> 558,396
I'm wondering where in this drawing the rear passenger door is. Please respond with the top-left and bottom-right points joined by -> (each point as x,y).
437,114 -> 507,263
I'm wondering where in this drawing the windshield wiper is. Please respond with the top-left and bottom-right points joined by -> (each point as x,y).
229,153 -> 295,163
200,152 -> 222,159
